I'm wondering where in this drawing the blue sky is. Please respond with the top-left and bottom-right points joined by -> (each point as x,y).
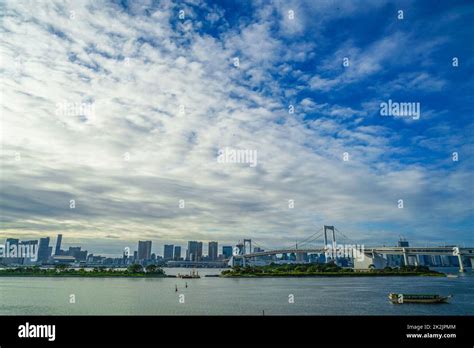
1,0 -> 473,256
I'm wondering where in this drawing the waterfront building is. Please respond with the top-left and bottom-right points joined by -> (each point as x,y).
37,237 -> 51,263
354,253 -> 387,270
6,238 -> 19,248
52,255 -> 75,264
19,240 -> 38,265
67,246 -> 87,261
431,255 -> 441,266
164,244 -> 174,260
174,246 -> 181,260
208,241 -> 218,261
138,241 -> 152,261
186,241 -> 203,261
55,234 -> 63,255
296,252 -> 308,263
397,238 -> 409,247
222,246 -> 233,259
2,238 -> 20,264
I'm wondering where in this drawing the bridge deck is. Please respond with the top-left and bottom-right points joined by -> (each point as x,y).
233,247 -> 474,258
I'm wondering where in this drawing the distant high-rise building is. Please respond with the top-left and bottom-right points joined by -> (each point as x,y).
4,239 -> 20,262
19,240 -> 38,265
296,252 -> 308,262
138,241 -> 152,260
222,246 -> 233,259
6,238 -> 19,248
186,241 -> 203,261
67,246 -> 87,261
208,241 -> 218,261
174,246 -> 182,260
397,238 -> 409,247
37,237 -> 51,262
164,244 -> 174,260
55,234 -> 63,255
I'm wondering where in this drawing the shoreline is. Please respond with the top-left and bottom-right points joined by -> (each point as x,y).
220,272 -> 445,278
0,273 -> 168,278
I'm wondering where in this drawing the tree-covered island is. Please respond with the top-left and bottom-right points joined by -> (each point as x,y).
0,264 -> 166,277
220,263 -> 444,277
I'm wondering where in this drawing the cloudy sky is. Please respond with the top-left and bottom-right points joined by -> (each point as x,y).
1,0 -> 473,256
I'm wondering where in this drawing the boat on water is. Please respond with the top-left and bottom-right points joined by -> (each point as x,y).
447,274 -> 458,278
388,293 -> 452,304
177,269 -> 200,279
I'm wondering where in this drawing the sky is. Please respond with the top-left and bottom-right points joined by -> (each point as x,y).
1,0 -> 473,257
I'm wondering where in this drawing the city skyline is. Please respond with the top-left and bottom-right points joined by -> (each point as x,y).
1,0 -> 473,255
2,231 -> 473,260
2,232 -> 471,272
1,234 -> 233,260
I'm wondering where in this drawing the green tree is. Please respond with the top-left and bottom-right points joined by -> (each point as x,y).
127,264 -> 143,273
55,264 -> 69,271
145,264 -> 157,273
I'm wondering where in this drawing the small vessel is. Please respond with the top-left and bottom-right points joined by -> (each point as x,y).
177,269 -> 200,279
185,282 -> 188,288
447,274 -> 458,278
388,293 -> 452,304
175,284 -> 178,292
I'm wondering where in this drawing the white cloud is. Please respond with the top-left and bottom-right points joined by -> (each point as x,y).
0,0 -> 472,253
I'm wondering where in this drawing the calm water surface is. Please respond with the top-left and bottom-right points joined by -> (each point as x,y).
1,268 -> 473,315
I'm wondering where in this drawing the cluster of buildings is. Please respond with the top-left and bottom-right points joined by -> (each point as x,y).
0,235 -> 89,266
1,234 -> 470,270
0,234 -> 235,268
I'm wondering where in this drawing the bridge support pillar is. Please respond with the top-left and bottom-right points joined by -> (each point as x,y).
402,248 -> 408,266
457,254 -> 464,272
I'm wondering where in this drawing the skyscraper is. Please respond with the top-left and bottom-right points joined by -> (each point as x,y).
138,241 -> 152,260
222,246 -> 233,259
397,238 -> 409,247
164,244 -> 174,260
208,241 -> 218,261
55,234 -> 62,255
19,240 -> 38,265
37,237 -> 51,263
6,238 -> 19,247
186,241 -> 203,261
67,246 -> 87,261
174,246 -> 181,260
4,238 -> 19,262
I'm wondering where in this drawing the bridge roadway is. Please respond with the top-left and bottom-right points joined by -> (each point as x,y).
231,246 -> 474,271
233,246 -> 474,258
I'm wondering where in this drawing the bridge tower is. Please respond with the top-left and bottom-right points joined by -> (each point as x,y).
243,239 -> 252,255
323,225 -> 336,261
